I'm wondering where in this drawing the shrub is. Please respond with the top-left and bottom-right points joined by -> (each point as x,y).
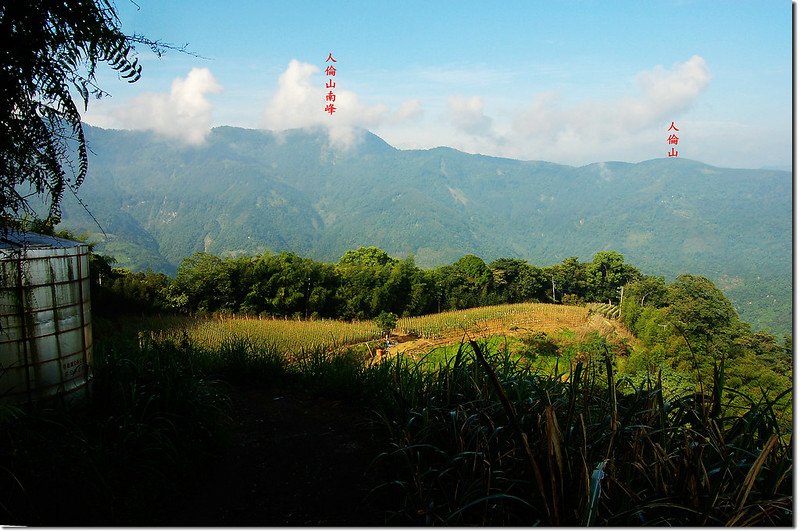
374,311 -> 399,336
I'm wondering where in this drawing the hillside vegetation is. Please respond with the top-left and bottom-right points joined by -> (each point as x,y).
84,241 -> 789,426
55,125 -> 791,334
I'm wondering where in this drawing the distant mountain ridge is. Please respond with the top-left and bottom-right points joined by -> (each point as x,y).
58,125 -> 792,334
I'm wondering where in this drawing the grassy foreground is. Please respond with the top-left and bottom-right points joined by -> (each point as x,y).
0,316 -> 792,525
373,339 -> 792,525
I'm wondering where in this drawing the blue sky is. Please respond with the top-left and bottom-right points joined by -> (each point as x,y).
83,0 -> 792,168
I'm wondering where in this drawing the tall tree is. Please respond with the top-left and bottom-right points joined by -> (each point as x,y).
620,275 -> 668,329
666,274 -> 739,360
0,0 -> 166,225
338,246 -> 396,267
171,252 -> 233,313
488,258 -> 548,303
546,256 -> 587,302
449,254 -> 493,308
666,275 -> 737,336
586,251 -> 641,302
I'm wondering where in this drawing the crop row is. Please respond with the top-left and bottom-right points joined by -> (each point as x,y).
588,302 -> 620,319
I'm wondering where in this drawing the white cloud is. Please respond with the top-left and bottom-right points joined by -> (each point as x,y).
439,55 -> 713,163
261,60 -> 421,151
599,54 -> 712,134
110,68 -> 222,145
636,55 -> 711,114
395,99 -> 423,121
447,95 -> 494,137
262,60 -> 322,130
381,56 -> 715,164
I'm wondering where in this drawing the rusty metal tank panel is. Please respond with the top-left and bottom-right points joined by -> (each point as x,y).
0,231 -> 92,404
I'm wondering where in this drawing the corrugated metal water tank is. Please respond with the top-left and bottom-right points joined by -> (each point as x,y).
0,230 -> 92,404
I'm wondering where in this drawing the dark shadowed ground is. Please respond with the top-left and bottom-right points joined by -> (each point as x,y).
163,386 -> 411,526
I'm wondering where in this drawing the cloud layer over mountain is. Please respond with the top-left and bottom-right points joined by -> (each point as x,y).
81,54 -> 787,168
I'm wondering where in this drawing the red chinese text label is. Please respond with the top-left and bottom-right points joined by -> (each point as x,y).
667,121 -> 679,157
324,53 -> 337,115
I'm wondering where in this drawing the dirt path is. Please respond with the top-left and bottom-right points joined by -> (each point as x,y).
163,386 -> 408,526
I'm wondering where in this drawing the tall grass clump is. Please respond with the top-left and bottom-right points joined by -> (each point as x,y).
91,336 -> 232,474
373,339 -> 792,526
193,336 -> 289,387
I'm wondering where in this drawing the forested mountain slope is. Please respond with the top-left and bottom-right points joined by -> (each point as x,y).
58,125 -> 791,334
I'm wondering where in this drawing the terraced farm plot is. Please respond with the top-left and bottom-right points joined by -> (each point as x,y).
588,302 -> 621,319
390,303 -> 591,357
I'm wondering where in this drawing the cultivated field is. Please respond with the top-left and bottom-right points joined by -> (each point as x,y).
120,303 -> 630,360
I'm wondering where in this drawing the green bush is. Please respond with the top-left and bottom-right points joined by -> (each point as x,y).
374,311 -> 399,336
